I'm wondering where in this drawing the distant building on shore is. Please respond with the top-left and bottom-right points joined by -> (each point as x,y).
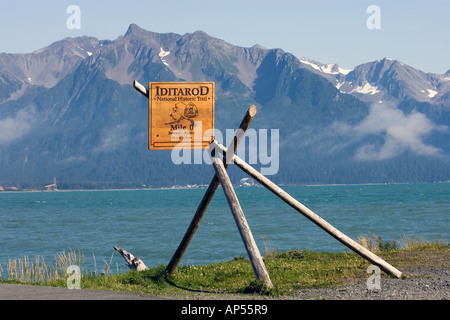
44,178 -> 58,191
1,186 -> 19,191
239,177 -> 255,187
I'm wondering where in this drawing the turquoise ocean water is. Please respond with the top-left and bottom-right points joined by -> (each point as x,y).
0,183 -> 448,274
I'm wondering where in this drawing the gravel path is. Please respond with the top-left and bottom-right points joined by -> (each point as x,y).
172,264 -> 449,301
0,283 -> 167,300
287,266 -> 449,300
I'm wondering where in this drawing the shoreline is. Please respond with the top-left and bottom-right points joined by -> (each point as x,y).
1,181 -> 449,194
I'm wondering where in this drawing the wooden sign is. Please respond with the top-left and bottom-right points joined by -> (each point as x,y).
148,82 -> 214,150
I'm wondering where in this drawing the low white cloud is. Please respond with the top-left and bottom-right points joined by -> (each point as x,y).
94,123 -> 130,153
0,107 -> 36,145
294,102 -> 448,161
353,103 -> 447,160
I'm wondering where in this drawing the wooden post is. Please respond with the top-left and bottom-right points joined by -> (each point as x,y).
165,105 -> 257,275
133,80 -> 149,98
211,155 -> 273,288
212,141 -> 403,279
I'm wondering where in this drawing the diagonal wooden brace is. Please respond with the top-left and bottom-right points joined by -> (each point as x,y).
212,140 -> 402,279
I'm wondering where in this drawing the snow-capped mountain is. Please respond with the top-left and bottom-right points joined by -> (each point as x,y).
298,57 -> 449,106
2,24 -> 448,107
0,24 -> 449,188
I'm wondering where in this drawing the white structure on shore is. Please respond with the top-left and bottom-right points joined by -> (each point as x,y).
44,178 -> 58,191
239,177 -> 255,187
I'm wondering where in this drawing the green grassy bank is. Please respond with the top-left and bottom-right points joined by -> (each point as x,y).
1,235 -> 448,299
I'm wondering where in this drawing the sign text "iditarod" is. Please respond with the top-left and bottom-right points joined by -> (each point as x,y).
155,86 -> 210,97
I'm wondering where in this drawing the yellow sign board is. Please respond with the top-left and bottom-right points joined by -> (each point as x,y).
148,82 -> 214,150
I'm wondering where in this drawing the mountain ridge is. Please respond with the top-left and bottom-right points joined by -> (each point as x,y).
1,23 -> 449,106
0,24 -> 449,189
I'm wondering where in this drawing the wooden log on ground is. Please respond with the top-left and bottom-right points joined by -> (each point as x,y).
211,156 -> 273,288
165,105 -> 257,275
114,246 -> 149,271
212,140 -> 403,279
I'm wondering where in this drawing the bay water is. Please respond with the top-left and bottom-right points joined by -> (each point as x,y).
0,183 -> 448,274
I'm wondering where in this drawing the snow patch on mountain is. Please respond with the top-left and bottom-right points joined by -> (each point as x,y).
336,82 -> 344,90
351,83 -> 380,95
159,47 -> 170,66
427,89 -> 438,98
337,66 -> 353,75
300,58 -> 321,71
300,58 -> 353,75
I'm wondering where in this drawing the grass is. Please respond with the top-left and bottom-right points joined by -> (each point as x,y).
0,249 -> 85,283
355,232 -> 447,253
1,235 -> 448,299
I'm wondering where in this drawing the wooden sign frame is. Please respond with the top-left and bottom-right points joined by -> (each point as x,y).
133,81 -> 402,287
148,82 -> 214,150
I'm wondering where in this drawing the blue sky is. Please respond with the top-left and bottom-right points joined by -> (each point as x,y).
0,0 -> 448,74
